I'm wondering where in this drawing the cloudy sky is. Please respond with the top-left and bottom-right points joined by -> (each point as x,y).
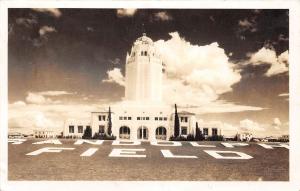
8,8 -> 289,136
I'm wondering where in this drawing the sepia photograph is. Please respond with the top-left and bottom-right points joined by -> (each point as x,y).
1,1 -> 300,191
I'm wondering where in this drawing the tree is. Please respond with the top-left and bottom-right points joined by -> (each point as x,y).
174,104 -> 180,137
82,126 -> 92,139
233,133 -> 238,141
195,122 -> 202,141
107,106 -> 112,136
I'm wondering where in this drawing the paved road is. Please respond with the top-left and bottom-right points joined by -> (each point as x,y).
8,139 -> 289,181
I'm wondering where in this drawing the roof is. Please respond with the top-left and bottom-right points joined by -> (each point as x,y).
176,111 -> 195,115
91,111 -> 114,114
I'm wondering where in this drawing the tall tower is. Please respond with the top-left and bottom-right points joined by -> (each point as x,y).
125,33 -> 163,103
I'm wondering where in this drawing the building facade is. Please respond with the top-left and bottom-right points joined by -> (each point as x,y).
34,129 -> 57,138
237,132 -> 253,142
63,34 -> 222,141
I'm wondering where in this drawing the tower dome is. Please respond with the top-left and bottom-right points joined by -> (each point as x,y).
135,33 -> 153,45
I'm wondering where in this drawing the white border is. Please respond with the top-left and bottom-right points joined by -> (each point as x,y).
1,0 -> 300,191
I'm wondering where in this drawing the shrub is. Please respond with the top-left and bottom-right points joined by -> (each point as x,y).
207,135 -> 224,141
187,134 -> 195,141
169,135 -> 187,141
82,126 -> 92,139
93,133 -> 116,140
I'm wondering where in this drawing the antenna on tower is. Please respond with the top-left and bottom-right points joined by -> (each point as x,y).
142,23 -> 146,36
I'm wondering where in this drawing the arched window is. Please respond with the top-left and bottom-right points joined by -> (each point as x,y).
119,126 -> 130,139
140,51 -> 148,56
155,126 -> 167,140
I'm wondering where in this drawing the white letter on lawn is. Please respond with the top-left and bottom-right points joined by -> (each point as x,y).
161,150 -> 197,158
151,141 -> 182,147
258,143 -> 289,150
26,147 -> 74,156
32,139 -> 62,145
74,140 -> 104,145
204,150 -> 253,159
109,148 -> 146,158
80,148 -> 98,157
190,142 -> 216,147
8,139 -> 27,144
112,140 -> 141,146
221,142 -> 249,148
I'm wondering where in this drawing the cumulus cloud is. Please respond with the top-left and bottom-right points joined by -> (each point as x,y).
102,68 -> 125,86
15,17 -> 38,28
154,11 -> 173,21
250,47 -> 277,64
272,118 -> 281,130
236,17 -> 258,40
248,47 -> 289,76
278,93 -> 289,97
278,34 -> 289,42
102,32 -> 265,113
39,91 -> 75,96
39,25 -> 57,36
28,25 -> 58,47
9,102 -> 104,134
154,32 -> 241,107
222,123 -> 239,131
188,100 -> 264,114
108,58 -> 121,65
26,92 -> 53,104
116,9 -> 137,17
238,19 -> 257,32
9,89 -> 116,134
25,91 -> 74,104
12,101 -> 27,106
240,119 -> 265,132
31,8 -> 62,18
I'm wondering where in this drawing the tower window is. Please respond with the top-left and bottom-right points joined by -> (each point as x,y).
141,51 -> 147,56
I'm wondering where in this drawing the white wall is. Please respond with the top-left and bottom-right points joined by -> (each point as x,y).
63,119 -> 90,137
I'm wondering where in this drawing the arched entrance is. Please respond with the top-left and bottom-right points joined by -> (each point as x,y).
119,126 -> 130,139
137,126 -> 148,140
155,126 -> 167,140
